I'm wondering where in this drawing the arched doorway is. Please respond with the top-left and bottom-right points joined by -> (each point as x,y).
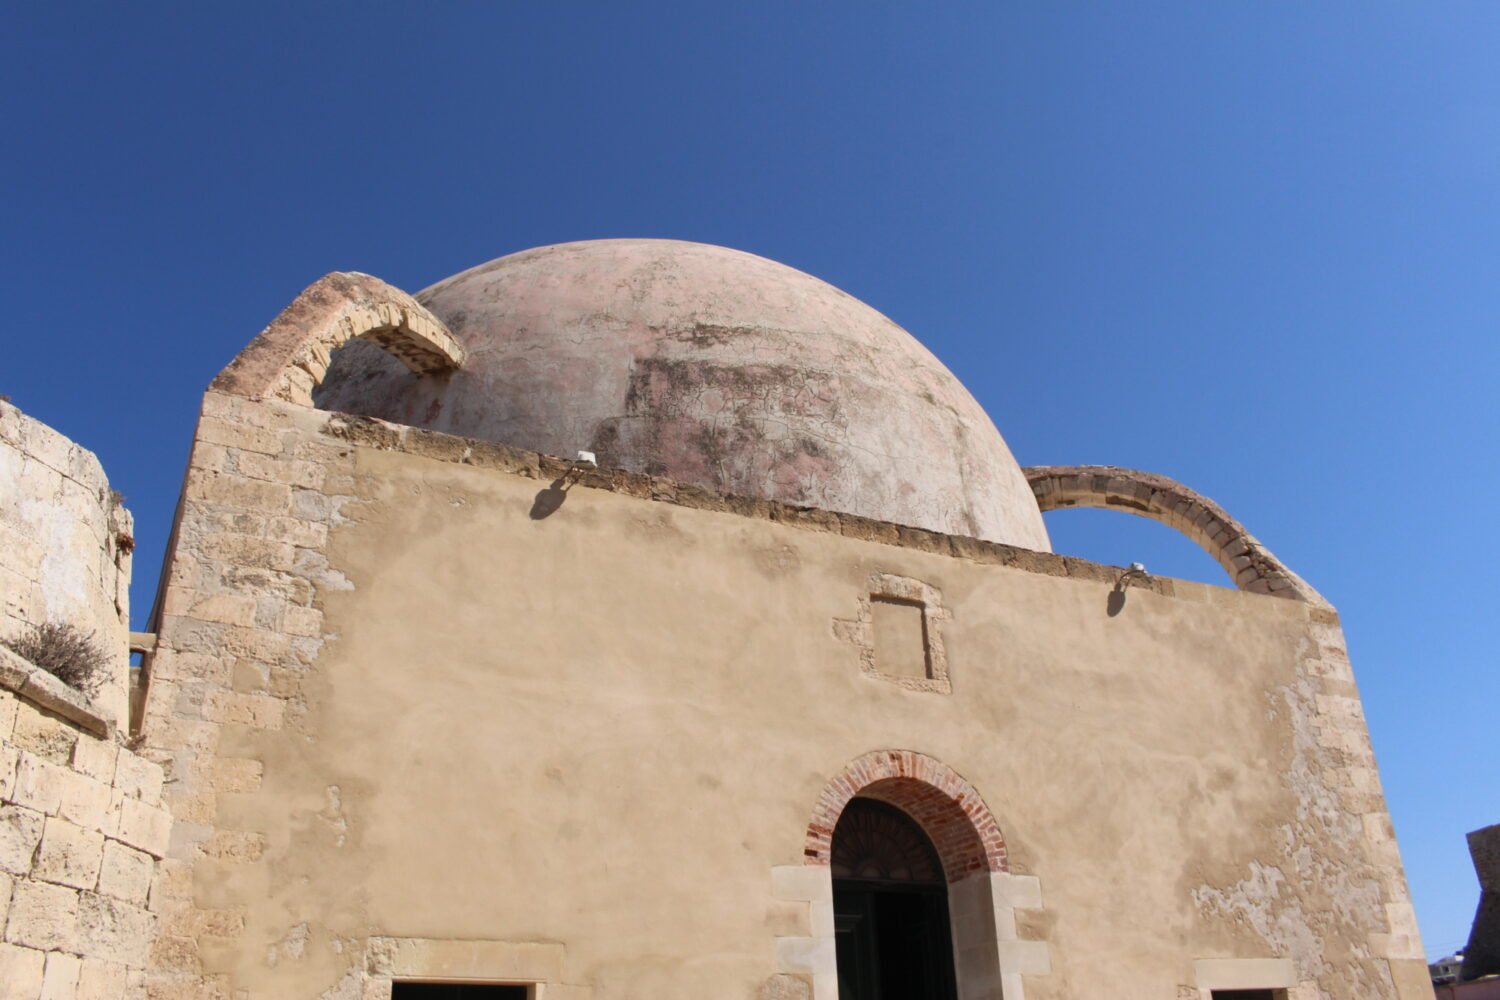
831,798 -> 958,1000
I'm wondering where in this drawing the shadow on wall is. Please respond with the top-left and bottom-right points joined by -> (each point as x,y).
529,477 -> 573,520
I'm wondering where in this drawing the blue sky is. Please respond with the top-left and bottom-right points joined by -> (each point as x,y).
4,3 -> 1495,957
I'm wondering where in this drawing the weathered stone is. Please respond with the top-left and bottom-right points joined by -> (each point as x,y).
34,816 -> 106,890
0,804 -> 44,875
96,840 -> 153,905
70,735 -> 118,784
112,755 -> 164,807
77,892 -> 155,967
0,941 -> 47,998
4,878 -> 80,951
75,957 -> 129,1000
57,770 -> 112,830
41,949 -> 82,1000
10,700 -> 80,764
112,798 -> 170,859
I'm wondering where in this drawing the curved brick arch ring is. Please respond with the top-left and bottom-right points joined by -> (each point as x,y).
805,750 -> 1008,883
211,272 -> 465,406
1025,464 -> 1326,605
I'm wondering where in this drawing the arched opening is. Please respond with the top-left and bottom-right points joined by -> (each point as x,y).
1024,465 -> 1323,602
1043,506 -> 1236,588
210,271 -> 464,408
794,752 -> 1046,1000
832,798 -> 958,1000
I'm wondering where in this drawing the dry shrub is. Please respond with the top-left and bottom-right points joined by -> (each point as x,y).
2,622 -> 107,697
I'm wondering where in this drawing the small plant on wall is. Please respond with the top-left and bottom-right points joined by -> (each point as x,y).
3,622 -> 108,698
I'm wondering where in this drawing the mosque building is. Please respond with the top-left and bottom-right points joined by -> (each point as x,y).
0,240 -> 1434,999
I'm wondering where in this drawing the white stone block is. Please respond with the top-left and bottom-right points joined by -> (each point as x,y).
111,798 -> 169,859
34,816 -> 106,890
96,841 -> 152,905
997,939 -> 1051,976
57,771 -> 111,833
1193,958 -> 1296,989
774,936 -> 836,977
41,950 -> 81,1000
990,872 -> 1043,910
0,803 -> 44,876
75,957 -> 128,1000
70,737 -> 118,784
76,892 -> 153,967
11,752 -> 66,814
4,879 -> 80,951
111,754 -> 163,807
771,865 -> 832,902
0,941 -> 47,999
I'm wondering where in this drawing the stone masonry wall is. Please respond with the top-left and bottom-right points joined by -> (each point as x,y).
0,403 -> 169,1000
0,401 -> 133,728
1,654 -> 171,999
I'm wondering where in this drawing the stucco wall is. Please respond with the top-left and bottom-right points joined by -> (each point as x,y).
0,401 -> 132,727
134,392 -> 1432,1000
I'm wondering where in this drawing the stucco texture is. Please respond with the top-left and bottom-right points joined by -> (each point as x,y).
311,240 -> 1050,551
179,429 -> 1411,999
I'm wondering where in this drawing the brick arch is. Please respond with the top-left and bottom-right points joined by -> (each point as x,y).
210,271 -> 465,407
805,750 -> 1007,883
1025,464 -> 1326,605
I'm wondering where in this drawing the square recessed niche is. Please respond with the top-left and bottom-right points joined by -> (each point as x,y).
870,596 -> 929,680
834,574 -> 951,694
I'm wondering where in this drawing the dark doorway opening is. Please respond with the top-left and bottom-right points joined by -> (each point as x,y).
391,985 -> 527,999
832,798 -> 958,1000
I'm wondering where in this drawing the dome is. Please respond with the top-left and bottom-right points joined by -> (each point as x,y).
314,239 -> 1051,550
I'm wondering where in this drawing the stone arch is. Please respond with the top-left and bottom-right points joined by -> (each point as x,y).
1025,464 -> 1326,604
210,271 -> 465,406
805,750 -> 1007,883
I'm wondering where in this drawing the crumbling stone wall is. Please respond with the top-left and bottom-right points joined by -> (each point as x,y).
1,654 -> 171,998
0,400 -> 133,726
0,404 -> 169,999
1461,824 -> 1500,982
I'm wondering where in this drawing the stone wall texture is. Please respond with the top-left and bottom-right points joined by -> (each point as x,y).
0,667 -> 171,1000
0,401 -> 133,727
0,404 -> 169,1000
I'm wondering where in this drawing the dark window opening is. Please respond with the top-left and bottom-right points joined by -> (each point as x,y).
391,985 -> 527,999
1211,991 -> 1283,1000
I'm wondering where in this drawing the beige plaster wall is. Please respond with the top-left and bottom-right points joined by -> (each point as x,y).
135,393 -> 1430,1000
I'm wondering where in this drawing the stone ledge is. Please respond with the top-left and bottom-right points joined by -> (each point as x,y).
296,403 -> 1314,614
0,646 -> 113,739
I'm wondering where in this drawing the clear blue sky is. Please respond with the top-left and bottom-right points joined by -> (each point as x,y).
4,3 -> 1495,957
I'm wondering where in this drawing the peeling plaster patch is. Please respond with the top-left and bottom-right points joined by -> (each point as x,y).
267,922 -> 309,967
1192,862 -> 1323,982
317,969 -> 363,1000
1190,636 -> 1393,998
292,548 -> 354,592
322,784 -> 349,847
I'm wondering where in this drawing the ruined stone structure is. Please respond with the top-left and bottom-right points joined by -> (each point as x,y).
2,403 -> 172,997
0,240 -> 1434,999
1460,825 -> 1500,984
